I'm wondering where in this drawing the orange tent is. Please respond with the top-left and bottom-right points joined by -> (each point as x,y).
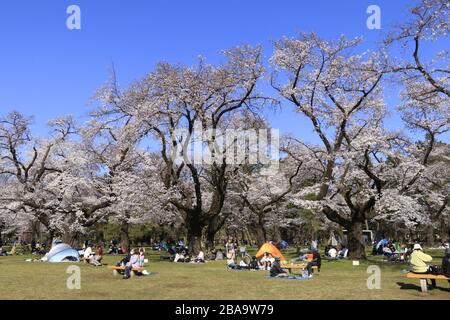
255,242 -> 286,261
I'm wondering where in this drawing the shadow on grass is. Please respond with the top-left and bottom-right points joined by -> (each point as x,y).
397,281 -> 450,293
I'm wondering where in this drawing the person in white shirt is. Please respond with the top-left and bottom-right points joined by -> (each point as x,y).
327,247 -> 337,258
194,250 -> 205,263
83,246 -> 93,262
260,253 -> 274,270
174,252 -> 185,262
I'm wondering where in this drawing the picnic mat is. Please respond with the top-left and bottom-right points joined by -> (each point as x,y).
267,276 -> 312,280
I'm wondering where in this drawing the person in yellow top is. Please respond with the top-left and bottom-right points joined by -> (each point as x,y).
410,243 -> 436,288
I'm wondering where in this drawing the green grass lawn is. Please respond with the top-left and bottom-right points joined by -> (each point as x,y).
0,248 -> 449,300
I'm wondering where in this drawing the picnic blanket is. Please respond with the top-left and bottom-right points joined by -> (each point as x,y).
267,276 -> 312,280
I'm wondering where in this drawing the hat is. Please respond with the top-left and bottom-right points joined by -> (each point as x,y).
413,244 -> 422,250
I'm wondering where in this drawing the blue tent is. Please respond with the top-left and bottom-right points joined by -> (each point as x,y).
376,239 -> 389,250
47,241 -> 80,262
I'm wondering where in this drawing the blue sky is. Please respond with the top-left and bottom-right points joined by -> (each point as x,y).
0,0 -> 444,144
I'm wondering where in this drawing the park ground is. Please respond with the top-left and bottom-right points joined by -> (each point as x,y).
0,248 -> 449,300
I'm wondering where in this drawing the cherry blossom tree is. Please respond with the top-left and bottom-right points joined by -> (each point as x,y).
93,46 -> 276,253
386,0 -> 449,244
270,33 -> 396,259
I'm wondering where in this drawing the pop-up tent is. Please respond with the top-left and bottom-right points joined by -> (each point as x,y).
255,242 -> 286,261
45,241 -> 80,263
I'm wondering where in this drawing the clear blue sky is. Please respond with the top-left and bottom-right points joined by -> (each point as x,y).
0,0 -> 441,143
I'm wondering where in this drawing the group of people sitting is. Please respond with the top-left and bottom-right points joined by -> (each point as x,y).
372,239 -> 408,260
116,247 -> 150,279
324,245 -> 348,259
107,240 -> 127,255
173,249 -> 206,263
226,250 -> 321,279
81,244 -> 104,266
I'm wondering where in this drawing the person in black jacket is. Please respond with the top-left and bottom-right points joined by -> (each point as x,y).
306,249 -> 321,277
441,247 -> 450,283
270,257 -> 289,277
249,256 -> 259,270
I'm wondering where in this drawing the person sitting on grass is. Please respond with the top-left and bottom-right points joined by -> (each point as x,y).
383,245 -> 394,257
174,250 -> 186,263
226,253 -> 237,269
215,248 -> 224,260
239,259 -> 250,269
306,249 -> 321,278
260,253 -> 275,270
89,245 -> 103,266
249,256 -> 260,270
108,241 -> 118,255
270,257 -> 289,278
410,243 -> 438,288
0,246 -> 7,256
326,246 -> 337,259
83,243 -> 94,263
337,246 -> 348,259
194,250 -> 205,263
123,249 -> 140,279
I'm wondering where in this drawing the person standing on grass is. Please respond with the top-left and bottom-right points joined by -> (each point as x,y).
239,244 -> 247,259
409,244 -> 437,288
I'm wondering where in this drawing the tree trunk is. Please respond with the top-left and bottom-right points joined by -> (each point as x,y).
205,230 -> 215,253
425,225 -> 435,247
440,225 -> 449,243
186,211 -> 204,255
347,220 -> 366,260
120,223 -> 130,251
62,231 -> 80,248
255,226 -> 266,247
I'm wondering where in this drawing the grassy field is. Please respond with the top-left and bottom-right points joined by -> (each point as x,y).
0,248 -> 449,300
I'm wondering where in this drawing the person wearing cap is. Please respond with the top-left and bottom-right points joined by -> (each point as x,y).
410,243 -> 437,287
441,247 -> 450,282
